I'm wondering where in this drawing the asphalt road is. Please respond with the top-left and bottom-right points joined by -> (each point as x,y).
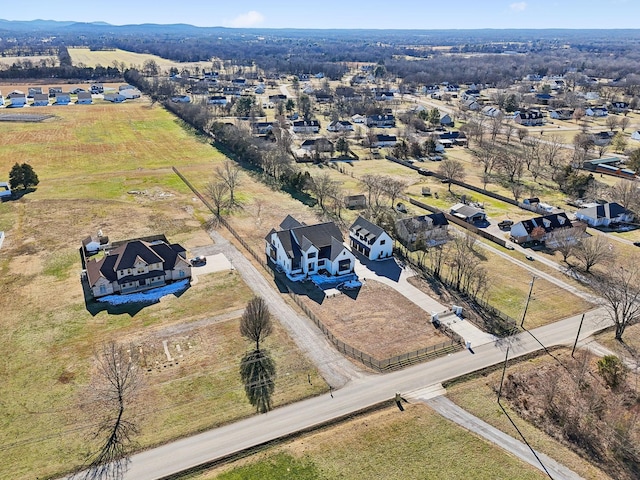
118,306 -> 609,480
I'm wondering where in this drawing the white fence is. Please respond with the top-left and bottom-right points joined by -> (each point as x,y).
0,231 -> 4,250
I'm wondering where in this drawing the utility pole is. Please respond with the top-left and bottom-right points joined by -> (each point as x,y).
520,276 -> 536,328
571,313 -> 586,358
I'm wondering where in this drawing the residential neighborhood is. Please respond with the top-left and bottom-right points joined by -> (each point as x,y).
3,13 -> 640,480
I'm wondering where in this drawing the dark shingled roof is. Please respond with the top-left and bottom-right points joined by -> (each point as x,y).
577,202 -> 628,220
350,216 -> 387,241
518,213 -> 570,235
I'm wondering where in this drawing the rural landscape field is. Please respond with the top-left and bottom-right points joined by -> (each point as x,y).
2,11 -> 640,480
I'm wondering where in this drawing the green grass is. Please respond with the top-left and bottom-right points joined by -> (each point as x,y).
189,405 -> 547,480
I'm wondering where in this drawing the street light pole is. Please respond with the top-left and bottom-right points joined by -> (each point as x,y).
520,276 -> 536,328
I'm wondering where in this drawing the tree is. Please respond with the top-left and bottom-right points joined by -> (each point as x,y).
234,96 -> 254,118
9,162 -> 39,190
574,234 -> 612,273
438,158 -> 466,192
597,355 -> 628,389
240,296 -> 273,351
612,132 -> 628,153
205,181 -> 229,217
298,94 -> 312,121
594,265 -> 640,341
546,227 -> 580,262
605,115 -> 619,132
608,179 -> 640,213
380,176 -> 408,207
215,160 -> 241,205
572,107 -> 586,124
627,148 -> 640,173
142,59 -> 159,76
307,171 -> 340,211
76,341 -> 142,480
285,98 -> 295,114
620,116 -> 631,131
427,108 -> 441,127
335,136 -> 349,157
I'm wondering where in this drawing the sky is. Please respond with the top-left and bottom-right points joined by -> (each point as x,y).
5,0 -> 640,29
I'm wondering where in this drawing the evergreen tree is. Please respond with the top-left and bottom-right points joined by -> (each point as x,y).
9,162 -> 39,190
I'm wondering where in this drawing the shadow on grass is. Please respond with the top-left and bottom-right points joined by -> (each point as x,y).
1,187 -> 36,202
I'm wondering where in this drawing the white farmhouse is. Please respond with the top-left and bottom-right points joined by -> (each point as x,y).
349,216 -> 393,261
265,215 -> 355,280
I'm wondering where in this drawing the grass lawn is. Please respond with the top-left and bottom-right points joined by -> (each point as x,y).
0,99 -> 327,480
447,350 -> 613,480
184,403 -> 547,480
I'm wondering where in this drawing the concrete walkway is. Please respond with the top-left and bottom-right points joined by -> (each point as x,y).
354,257 -> 496,347
422,394 -> 584,480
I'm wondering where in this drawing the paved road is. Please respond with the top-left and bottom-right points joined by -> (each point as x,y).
118,306 -> 609,480
424,395 -> 584,480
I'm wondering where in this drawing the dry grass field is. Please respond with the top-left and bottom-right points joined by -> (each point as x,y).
0,54 -> 58,67
0,98 -> 327,480
447,348 -> 634,480
301,280 -> 451,359
186,403 -> 548,480
68,47 -> 216,72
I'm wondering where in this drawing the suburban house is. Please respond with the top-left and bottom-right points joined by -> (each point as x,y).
351,114 -> 367,124
371,134 -> 397,148
269,94 -> 287,102
349,216 -> 393,261
54,93 -> 71,105
439,112 -> 454,127
7,92 -> 27,107
575,202 -> 634,227
171,95 -> 191,103
450,203 -> 487,223
48,87 -> 63,97
76,92 -> 93,104
28,87 -> 43,96
514,110 -> 544,126
104,93 -> 126,103
585,106 -> 608,117
549,109 -> 574,120
85,235 -> 191,298
314,93 -> 333,103
481,106 -> 502,118
373,90 -> 394,101
395,213 -> 449,249
366,114 -> 396,128
632,130 -> 640,142
509,213 -> 584,245
300,138 -> 333,152
119,84 -> 135,91
344,194 -> 367,209
327,120 -> 354,132
292,120 -> 321,133
265,215 -> 356,279
120,88 -> 141,99
91,84 -> 104,94
32,93 -> 49,106
610,101 -> 629,114
591,131 -> 615,146
207,95 -> 227,105
460,98 -> 480,111
222,86 -> 242,96
252,121 -> 274,135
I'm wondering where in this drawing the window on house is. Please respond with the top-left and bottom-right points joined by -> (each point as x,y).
308,252 -> 317,258
380,239 -> 386,245
308,262 -> 315,270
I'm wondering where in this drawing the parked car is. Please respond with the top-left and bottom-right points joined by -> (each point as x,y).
525,254 -> 534,261
190,256 -> 206,266
498,219 -> 514,230
633,241 -> 640,247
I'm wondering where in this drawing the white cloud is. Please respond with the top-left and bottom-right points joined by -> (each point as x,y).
226,11 -> 265,28
509,2 -> 527,11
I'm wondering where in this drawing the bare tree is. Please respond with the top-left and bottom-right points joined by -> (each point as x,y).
360,174 -> 385,210
612,132 -> 628,154
517,128 -> 527,143
438,158 -> 466,192
308,171 -> 340,211
380,176 -> 408,207
573,107 -> 586,124
497,148 -> 525,183
546,227 -> 581,262
541,134 -> 564,167
76,342 -> 142,480
605,115 -> 619,132
574,234 -> 613,273
240,296 -> 273,351
205,181 -> 229,218
593,264 -> 640,341
215,160 -> 242,206
620,116 -> 631,131
608,179 -> 640,213
504,122 -> 516,144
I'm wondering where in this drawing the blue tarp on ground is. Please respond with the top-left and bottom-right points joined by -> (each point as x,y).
97,279 -> 189,305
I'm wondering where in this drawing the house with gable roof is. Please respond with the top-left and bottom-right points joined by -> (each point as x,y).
85,235 -> 191,298
575,202 -> 634,227
395,213 -> 449,250
509,212 -> 585,245
349,216 -> 393,261
265,215 -> 355,279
